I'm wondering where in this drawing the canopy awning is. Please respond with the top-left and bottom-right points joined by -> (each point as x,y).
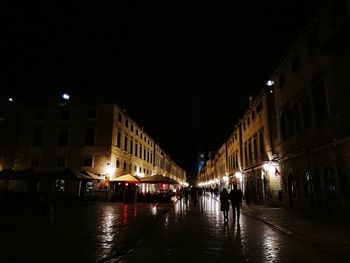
110,174 -> 140,183
139,174 -> 178,184
81,170 -> 102,180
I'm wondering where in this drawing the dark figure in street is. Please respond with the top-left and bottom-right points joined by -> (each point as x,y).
230,185 -> 243,220
184,188 -> 189,204
220,188 -> 230,221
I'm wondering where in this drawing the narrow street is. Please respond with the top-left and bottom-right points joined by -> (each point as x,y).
122,195 -> 344,263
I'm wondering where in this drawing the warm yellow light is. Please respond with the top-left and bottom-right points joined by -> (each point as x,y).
105,164 -> 115,175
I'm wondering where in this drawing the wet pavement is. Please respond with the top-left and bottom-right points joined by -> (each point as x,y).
1,202 -> 170,262
1,195 -> 349,263
122,195 -> 349,263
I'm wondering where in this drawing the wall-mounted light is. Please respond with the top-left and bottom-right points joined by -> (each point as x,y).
105,163 -> 115,176
267,80 -> 274,86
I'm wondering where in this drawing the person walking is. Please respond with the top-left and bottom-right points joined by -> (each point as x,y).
220,188 -> 230,221
230,184 -> 243,220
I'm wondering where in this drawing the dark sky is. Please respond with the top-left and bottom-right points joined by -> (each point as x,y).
1,1 -> 317,177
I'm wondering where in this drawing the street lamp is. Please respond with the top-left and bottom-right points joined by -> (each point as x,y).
62,93 -> 70,101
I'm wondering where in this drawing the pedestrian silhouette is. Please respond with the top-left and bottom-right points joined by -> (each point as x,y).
220,188 -> 230,221
230,184 -> 243,220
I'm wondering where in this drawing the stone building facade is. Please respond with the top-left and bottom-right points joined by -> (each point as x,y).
12,104 -> 186,185
240,89 -> 281,204
271,0 -> 350,216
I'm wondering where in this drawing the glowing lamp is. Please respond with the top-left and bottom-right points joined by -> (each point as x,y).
62,93 -> 70,100
267,80 -> 274,86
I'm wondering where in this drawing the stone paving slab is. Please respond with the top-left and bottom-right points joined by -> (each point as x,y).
241,203 -> 350,262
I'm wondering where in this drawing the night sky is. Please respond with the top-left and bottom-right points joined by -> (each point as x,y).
1,1 -> 317,178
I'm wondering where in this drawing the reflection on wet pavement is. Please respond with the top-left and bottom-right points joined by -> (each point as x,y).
1,202 -> 169,262
125,195 -> 339,263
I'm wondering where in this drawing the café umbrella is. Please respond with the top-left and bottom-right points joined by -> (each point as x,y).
110,174 -> 140,183
139,174 -> 178,184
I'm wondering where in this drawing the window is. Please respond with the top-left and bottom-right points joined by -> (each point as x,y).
301,97 -> 311,129
56,159 -> 66,168
86,182 -> 93,192
252,111 -> 255,120
131,125 -> 134,132
235,152 -> 238,168
312,79 -> 328,123
124,136 -> 128,151
86,108 -> 96,119
55,180 -> 66,192
253,135 -> 258,160
125,119 -> 129,128
84,129 -> 95,146
303,171 -> 312,198
116,159 -> 120,168
144,148 -> 146,160
58,129 -> 69,146
130,139 -> 133,154
244,143 -> 247,163
136,129 -> 139,135
286,109 -> 294,138
248,140 -> 252,161
259,133 -> 264,156
31,159 -> 39,168
61,110 -> 71,120
135,143 -> 138,156
293,104 -> 302,134
83,158 -> 93,167
139,145 -> 142,159
33,130 -> 43,147
117,131 -> 121,148
147,151 -> 150,162
123,162 -> 127,171
118,113 -> 122,122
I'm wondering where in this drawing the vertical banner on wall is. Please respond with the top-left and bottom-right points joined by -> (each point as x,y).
198,151 -> 206,173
